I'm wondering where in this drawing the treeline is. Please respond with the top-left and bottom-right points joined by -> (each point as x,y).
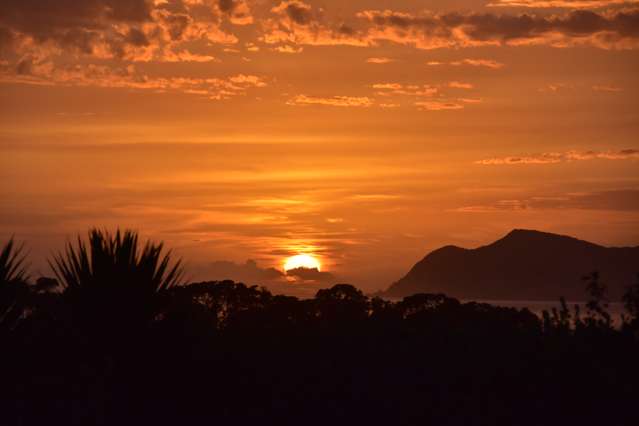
1,230 -> 638,425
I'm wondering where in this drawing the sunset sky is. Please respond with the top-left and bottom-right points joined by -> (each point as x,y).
1,0 -> 638,295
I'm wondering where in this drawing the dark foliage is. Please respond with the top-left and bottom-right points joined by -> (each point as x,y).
0,238 -> 29,331
0,232 -> 638,426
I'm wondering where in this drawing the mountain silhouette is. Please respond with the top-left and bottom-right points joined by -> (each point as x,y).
385,229 -> 639,300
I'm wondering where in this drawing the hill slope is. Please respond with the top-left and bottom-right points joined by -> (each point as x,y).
385,230 -> 639,300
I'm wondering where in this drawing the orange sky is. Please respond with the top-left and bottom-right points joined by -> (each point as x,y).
1,0 -> 638,295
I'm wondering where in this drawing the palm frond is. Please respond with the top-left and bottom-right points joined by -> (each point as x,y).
50,228 -> 184,294
0,237 -> 28,285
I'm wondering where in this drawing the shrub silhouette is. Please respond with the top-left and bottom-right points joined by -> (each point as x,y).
0,230 -> 637,426
0,238 -> 29,330
50,229 -> 183,292
622,274 -> 639,334
49,229 -> 184,347
0,238 -> 28,285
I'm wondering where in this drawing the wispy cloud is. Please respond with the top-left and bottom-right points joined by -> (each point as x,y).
539,83 -> 574,92
218,0 -> 255,25
449,59 -> 505,69
476,149 -> 639,165
592,84 -> 623,92
448,81 -> 474,89
357,8 -> 639,50
455,190 -> 639,213
287,94 -> 374,107
486,0 -> 638,9
366,57 -> 395,64
415,100 -> 465,111
258,3 -> 639,52
0,62 -> 267,100
273,45 -> 304,53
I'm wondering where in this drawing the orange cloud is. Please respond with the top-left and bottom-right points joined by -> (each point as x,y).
217,0 -> 254,26
273,45 -> 304,53
455,190 -> 639,213
261,1 -> 371,48
357,8 -> 639,50
287,94 -> 374,107
373,83 -> 439,97
415,101 -> 465,111
476,149 -> 639,165
539,83 -> 574,92
486,0 -> 638,9
0,0 -> 239,66
0,61 -> 267,100
592,84 -> 623,91
366,57 -> 394,64
448,81 -> 474,89
450,58 -> 505,69
372,83 -> 403,90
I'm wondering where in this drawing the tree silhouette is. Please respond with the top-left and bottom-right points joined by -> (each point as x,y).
583,271 -> 612,329
314,284 -> 369,323
0,229 -> 636,425
622,274 -> 639,333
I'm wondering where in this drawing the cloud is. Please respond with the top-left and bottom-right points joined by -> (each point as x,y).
371,82 -> 482,111
217,0 -> 254,25
416,100 -> 465,111
193,252 -> 338,290
357,8 -> 639,50
455,199 -> 530,212
287,94 -> 374,107
373,83 -> 439,97
592,84 -> 623,91
455,190 -> 639,212
476,149 -> 639,164
351,194 -> 401,201
272,0 -> 313,25
286,266 -> 335,283
450,58 -> 505,68
539,82 -> 574,92
0,0 -> 240,71
201,259 -> 284,283
273,44 -> 304,53
261,1 -> 371,48
486,0 -> 638,9
448,81 -> 474,89
366,57 -> 394,64
0,61 -> 267,100
372,83 -> 403,90
260,6 -> 639,51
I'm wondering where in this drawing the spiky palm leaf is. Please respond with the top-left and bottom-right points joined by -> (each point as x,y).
50,229 -> 183,294
1,238 -> 29,329
0,238 -> 28,285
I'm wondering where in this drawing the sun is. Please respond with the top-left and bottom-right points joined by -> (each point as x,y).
284,254 -> 321,271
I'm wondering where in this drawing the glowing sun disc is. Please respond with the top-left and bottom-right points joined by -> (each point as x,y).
284,254 -> 321,271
